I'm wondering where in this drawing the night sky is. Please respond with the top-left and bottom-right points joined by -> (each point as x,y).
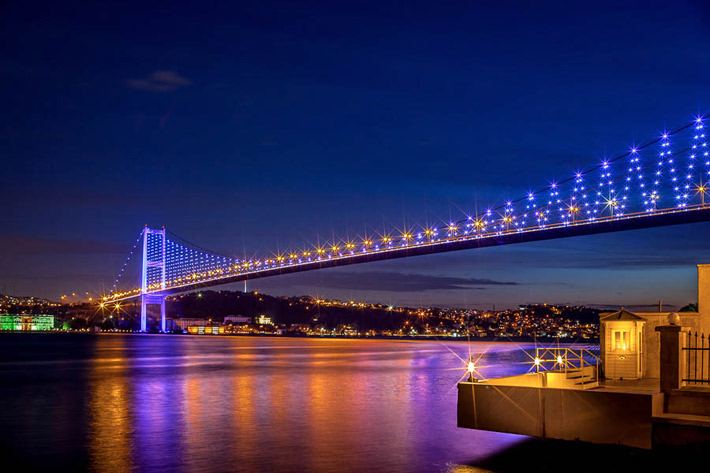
2,0 -> 710,309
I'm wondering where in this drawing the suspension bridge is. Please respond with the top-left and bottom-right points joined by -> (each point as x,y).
103,115 -> 710,331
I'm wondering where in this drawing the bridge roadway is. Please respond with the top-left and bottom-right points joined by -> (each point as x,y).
107,205 -> 710,302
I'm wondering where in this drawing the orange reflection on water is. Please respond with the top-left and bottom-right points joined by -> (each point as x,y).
178,339 -> 239,471
88,335 -> 134,473
74,336 -> 531,472
299,339 -> 418,471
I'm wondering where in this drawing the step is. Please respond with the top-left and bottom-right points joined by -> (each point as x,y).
667,388 -> 710,416
565,366 -> 596,378
566,373 -> 593,380
652,413 -> 710,448
566,373 -> 596,381
653,413 -> 710,428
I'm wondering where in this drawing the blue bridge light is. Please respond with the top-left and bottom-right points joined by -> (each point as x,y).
104,114 -> 710,331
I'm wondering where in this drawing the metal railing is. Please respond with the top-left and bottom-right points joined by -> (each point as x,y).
684,331 -> 710,386
534,347 -> 601,388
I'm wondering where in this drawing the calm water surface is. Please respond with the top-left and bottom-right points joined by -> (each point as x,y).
0,334 -> 542,472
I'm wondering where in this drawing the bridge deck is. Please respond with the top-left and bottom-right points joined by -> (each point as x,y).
108,206 -> 710,301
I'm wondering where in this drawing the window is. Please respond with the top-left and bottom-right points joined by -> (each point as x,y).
613,330 -> 629,351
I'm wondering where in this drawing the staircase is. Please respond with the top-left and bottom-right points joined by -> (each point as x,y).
542,366 -> 599,389
535,347 -> 601,390
565,365 -> 599,388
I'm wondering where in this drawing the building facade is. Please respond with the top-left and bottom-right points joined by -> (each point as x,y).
172,318 -> 209,330
0,314 -> 54,331
601,264 -> 710,378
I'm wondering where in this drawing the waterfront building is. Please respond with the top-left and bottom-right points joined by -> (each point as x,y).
224,315 -> 251,324
186,326 -> 225,335
599,264 -> 710,378
255,315 -> 272,325
458,263 -> 710,449
599,309 -> 645,379
0,314 -> 54,331
173,318 -> 209,330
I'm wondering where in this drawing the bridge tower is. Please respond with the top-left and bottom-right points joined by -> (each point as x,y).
140,226 -> 166,332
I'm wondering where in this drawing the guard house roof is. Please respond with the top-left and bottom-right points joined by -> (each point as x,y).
599,308 -> 646,322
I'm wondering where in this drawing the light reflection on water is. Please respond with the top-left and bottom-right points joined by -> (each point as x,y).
0,334 -> 543,472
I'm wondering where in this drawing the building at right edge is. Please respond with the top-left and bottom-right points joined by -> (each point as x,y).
458,264 -> 710,450
599,264 -> 710,380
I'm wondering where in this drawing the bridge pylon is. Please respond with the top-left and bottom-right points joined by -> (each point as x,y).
140,226 -> 167,332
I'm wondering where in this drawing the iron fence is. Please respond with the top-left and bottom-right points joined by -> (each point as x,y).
683,331 -> 710,385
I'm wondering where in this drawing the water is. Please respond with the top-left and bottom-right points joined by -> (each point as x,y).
0,334 -> 604,472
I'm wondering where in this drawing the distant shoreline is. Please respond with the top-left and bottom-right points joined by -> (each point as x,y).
0,331 -> 600,344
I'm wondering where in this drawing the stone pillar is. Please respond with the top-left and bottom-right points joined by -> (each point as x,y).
160,298 -> 166,333
140,295 -> 148,332
698,264 -> 710,334
655,324 -> 688,395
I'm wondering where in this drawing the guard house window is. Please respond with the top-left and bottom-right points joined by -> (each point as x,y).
613,330 -> 629,351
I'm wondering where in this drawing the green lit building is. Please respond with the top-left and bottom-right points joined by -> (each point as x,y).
0,314 -> 54,331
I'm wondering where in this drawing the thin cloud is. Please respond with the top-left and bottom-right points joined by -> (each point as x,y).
126,70 -> 193,92
589,303 -> 679,311
271,270 -> 519,293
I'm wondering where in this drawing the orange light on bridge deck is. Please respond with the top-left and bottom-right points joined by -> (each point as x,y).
316,248 -> 326,255
401,232 -> 412,240
345,242 -> 355,250
362,239 -> 373,247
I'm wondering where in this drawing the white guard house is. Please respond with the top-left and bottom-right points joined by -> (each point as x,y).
600,309 -> 646,379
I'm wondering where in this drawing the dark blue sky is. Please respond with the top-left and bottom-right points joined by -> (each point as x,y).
2,0 -> 710,308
